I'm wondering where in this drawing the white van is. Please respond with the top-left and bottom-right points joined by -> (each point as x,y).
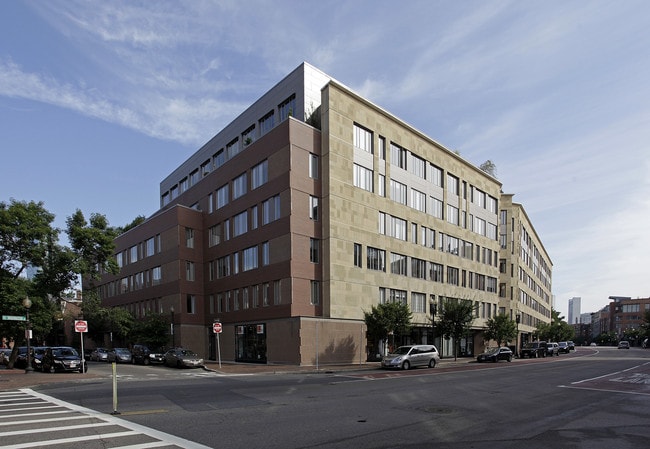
381,345 -> 440,370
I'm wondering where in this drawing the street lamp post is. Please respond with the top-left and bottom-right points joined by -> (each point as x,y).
170,306 -> 175,348
515,313 -> 521,358
22,297 -> 33,373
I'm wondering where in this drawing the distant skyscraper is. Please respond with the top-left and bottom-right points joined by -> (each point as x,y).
568,297 -> 581,325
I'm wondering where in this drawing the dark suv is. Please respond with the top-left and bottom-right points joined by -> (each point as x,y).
520,341 -> 548,358
42,346 -> 87,373
131,344 -> 165,365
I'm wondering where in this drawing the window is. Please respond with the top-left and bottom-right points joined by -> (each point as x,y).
273,280 -> 281,305
145,238 -> 155,257
447,266 -> 459,286
474,217 -> 486,236
447,205 -> 459,225
162,192 -> 170,206
389,289 -> 407,305
252,285 -> 259,308
310,280 -> 320,305
263,282 -> 269,306
216,184 -> 229,209
242,125 -> 255,145
383,214 -> 407,241
309,195 -> 319,220
213,150 -> 225,170
262,241 -> 269,266
279,94 -> 296,121
411,257 -> 426,279
185,228 -> 194,248
353,164 -> 373,192
430,164 -> 443,187
353,124 -> 373,153
227,138 -> 240,159
208,192 -> 214,214
447,174 -> 459,196
190,169 -> 200,186
251,160 -> 268,189
487,196 -> 498,214
217,256 -> 230,278
179,177 -> 189,193
251,205 -> 258,230
367,247 -> 386,271
129,246 -> 138,263
232,172 -> 247,199
411,189 -> 426,212
243,246 -> 258,271
354,243 -> 362,267
208,261 -> 215,281
260,110 -> 274,135
209,224 -> 221,247
152,266 -> 161,285
390,180 -> 407,205
170,185 -> 179,200
186,261 -> 195,281
242,287 -> 249,309
409,154 -> 426,179
310,238 -> 320,263
263,195 -> 281,224
201,160 -> 211,177
390,253 -> 408,276
429,197 -> 443,219
187,295 -> 195,314
390,143 -> 407,169
309,153 -> 319,179
378,174 -> 385,197
233,211 -> 248,237
411,292 -> 426,313
430,263 -> 443,282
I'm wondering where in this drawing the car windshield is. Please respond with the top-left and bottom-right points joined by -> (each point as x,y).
55,348 -> 78,357
115,348 -> 129,354
392,346 -> 412,355
484,347 -> 500,354
179,350 -> 198,357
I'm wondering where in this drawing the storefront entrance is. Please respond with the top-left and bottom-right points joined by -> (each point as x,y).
235,323 -> 267,363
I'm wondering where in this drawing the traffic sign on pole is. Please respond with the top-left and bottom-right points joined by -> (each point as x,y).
75,320 -> 88,333
213,322 -> 223,334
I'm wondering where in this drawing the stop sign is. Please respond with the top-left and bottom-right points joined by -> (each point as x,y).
74,320 -> 88,333
213,322 -> 223,334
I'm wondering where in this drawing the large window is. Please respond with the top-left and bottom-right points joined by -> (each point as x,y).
447,205 -> 459,225
209,224 -> 221,247
262,241 -> 269,266
411,257 -> 426,279
263,195 -> 281,224
145,237 -> 155,257
409,154 -> 426,179
251,160 -> 268,190
430,262 -> 443,282
217,256 -> 230,278
309,195 -> 319,220
310,280 -> 320,305
390,143 -> 407,169
447,266 -> 459,286
186,261 -> 195,281
411,189 -> 426,212
430,164 -> 443,187
279,94 -> 296,121
233,211 -> 248,237
309,154 -> 319,179
216,184 -> 229,209
152,266 -> 162,285
213,150 -> 225,170
259,111 -> 274,135
390,180 -> 407,205
353,124 -> 373,153
243,246 -> 258,271
430,197 -> 443,219
185,228 -> 194,248
411,292 -> 426,313
382,214 -> 407,241
367,247 -> 386,271
447,173 -> 459,196
233,173 -> 247,199
310,238 -> 320,263
354,164 -> 373,192
390,253 -> 408,276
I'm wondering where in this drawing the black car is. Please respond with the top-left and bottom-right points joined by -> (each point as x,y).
567,341 -> 575,351
42,346 -> 87,373
558,342 -> 570,354
131,344 -> 165,365
520,341 -> 548,358
31,346 -> 49,371
476,347 -> 513,363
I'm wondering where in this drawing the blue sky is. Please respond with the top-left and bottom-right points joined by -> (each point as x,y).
1,1 -> 649,318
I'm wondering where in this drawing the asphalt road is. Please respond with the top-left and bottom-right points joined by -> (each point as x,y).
8,347 -> 650,448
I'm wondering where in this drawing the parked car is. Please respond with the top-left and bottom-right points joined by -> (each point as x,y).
14,346 -> 29,369
520,341 -> 548,358
547,342 -> 560,356
107,348 -> 132,363
91,348 -> 109,362
131,344 -> 165,365
381,344 -> 440,370
476,346 -> 513,363
0,348 -> 11,366
31,346 -> 49,371
618,341 -> 630,349
164,348 -> 204,368
567,341 -> 575,351
557,342 -> 570,354
42,346 -> 87,373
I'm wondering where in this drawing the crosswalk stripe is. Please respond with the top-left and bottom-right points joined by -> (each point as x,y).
0,421 -> 114,437
0,430 -> 140,449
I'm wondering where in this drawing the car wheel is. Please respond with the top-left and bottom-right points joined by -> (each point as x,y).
144,358 -> 150,366
48,365 -> 55,374
428,359 -> 436,368
492,357 -> 497,363
401,361 -> 410,370
177,361 -> 183,369
507,356 -> 512,362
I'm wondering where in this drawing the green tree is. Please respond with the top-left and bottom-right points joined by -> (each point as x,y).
364,302 -> 412,355
438,298 -> 476,360
130,313 -> 172,349
484,314 -> 517,347
535,309 -> 574,342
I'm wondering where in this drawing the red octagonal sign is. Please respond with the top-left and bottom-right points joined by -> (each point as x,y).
213,322 -> 223,334
74,320 -> 88,333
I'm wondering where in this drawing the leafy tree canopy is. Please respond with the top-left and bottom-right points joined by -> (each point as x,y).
364,302 -> 412,347
484,313 -> 517,347
535,309 -> 574,342
438,298 -> 476,360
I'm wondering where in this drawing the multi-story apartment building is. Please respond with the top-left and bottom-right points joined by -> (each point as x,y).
498,194 -> 553,352
95,62 -> 550,365
608,296 -> 650,338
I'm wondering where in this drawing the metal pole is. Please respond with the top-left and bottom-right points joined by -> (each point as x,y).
216,332 -> 222,368
111,362 -> 120,415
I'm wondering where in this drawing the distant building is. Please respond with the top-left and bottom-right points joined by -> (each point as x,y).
579,312 -> 591,325
568,297 -> 581,325
93,63 -> 552,365
608,296 -> 650,340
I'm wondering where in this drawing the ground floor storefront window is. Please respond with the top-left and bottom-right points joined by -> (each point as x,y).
235,323 -> 267,363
